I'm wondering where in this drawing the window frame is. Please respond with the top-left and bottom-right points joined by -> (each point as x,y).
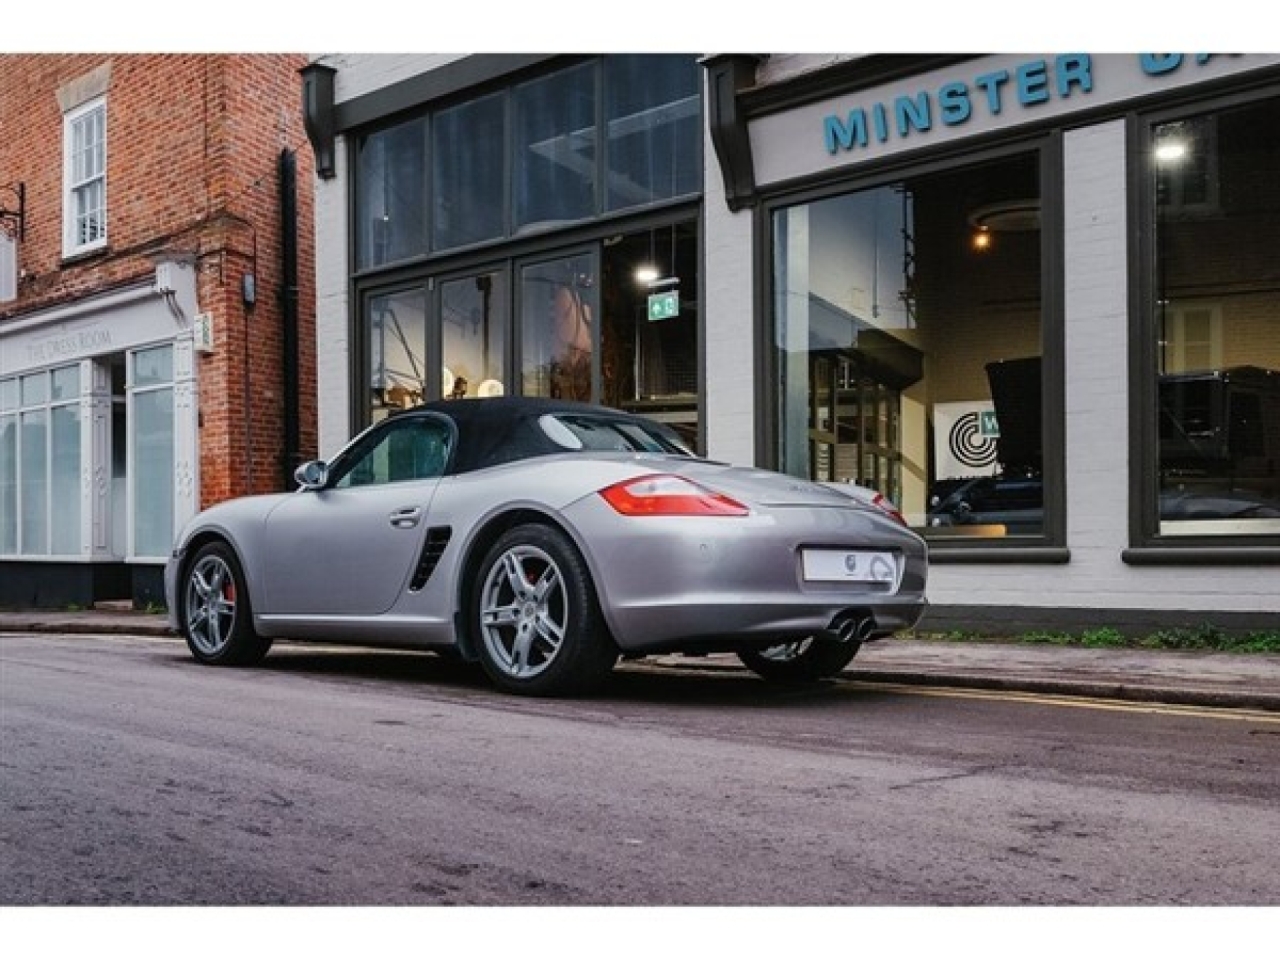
1127,84 -> 1280,559
62,95 -> 108,258
0,364 -> 84,559
127,344 -> 175,561
759,134 -> 1068,562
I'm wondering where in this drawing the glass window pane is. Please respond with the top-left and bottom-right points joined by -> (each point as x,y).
1,379 -> 16,412
513,63 -> 596,233
368,288 -> 428,423
0,414 -> 15,554
51,365 -> 81,402
20,409 -> 47,555
521,254 -> 596,401
134,388 -> 173,557
442,272 -> 507,400
356,116 -> 428,269
133,345 -> 173,388
603,55 -> 701,212
21,373 -> 47,407
51,404 -> 81,554
433,94 -> 505,250
1153,95 -> 1280,536
334,417 -> 453,489
774,153 -> 1043,539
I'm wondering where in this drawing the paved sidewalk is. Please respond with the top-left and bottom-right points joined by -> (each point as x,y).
2,607 -> 1278,711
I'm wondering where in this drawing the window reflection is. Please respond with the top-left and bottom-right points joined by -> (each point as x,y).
442,272 -> 506,400
513,63 -> 596,233
1153,96 -> 1280,535
356,117 -> 428,269
774,153 -> 1044,539
521,255 -> 596,401
369,289 -> 427,422
433,95 -> 505,250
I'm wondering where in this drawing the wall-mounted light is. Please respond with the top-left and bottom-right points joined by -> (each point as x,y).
635,265 -> 659,285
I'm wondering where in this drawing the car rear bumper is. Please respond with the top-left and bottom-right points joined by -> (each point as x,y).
604,593 -> 927,654
562,497 -> 928,654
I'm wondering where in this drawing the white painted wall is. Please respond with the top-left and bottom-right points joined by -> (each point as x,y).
314,132 -> 350,459
701,69 -> 757,468
310,54 -> 467,103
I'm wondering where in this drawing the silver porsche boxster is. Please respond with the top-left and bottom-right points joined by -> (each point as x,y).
165,398 -> 928,696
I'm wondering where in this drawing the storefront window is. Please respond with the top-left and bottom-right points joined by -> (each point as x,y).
773,152 -> 1045,540
351,56 -> 703,430
520,253 -> 597,401
368,288 -> 428,422
0,380 -> 15,554
19,408 -> 47,554
603,55 -> 702,212
51,362 -> 83,556
441,272 -> 506,400
1,366 -> 83,556
131,346 -> 173,559
433,94 -> 505,251
356,116 -> 428,270
513,62 -> 597,233
1150,94 -> 1280,538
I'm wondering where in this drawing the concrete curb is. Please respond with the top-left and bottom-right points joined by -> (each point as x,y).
4,616 -> 1277,712
841,668 -> 1280,712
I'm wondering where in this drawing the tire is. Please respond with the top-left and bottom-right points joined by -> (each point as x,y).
472,523 -> 616,696
737,635 -> 860,683
180,541 -> 271,666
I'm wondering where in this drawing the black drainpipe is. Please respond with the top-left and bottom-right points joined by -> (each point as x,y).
279,148 -> 301,489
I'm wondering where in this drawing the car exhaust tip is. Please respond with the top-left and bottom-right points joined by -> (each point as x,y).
827,612 -> 875,645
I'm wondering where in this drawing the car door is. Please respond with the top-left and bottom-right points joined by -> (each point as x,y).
260,414 -> 453,617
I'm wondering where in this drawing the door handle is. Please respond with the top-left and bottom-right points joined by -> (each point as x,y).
389,507 -> 422,529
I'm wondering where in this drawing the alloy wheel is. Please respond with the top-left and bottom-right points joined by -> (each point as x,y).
185,554 -> 238,656
478,545 -> 568,680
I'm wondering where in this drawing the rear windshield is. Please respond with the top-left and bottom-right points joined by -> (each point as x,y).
539,414 -> 694,456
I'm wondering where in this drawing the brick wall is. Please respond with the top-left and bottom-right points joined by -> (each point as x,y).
0,54 -> 317,508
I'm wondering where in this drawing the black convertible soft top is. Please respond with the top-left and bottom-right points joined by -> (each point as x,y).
400,397 -> 688,475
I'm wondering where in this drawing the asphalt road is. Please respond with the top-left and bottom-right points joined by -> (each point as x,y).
2,631 -> 1278,906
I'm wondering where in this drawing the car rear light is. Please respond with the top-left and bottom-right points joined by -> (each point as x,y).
871,492 -> 909,527
600,474 -> 750,517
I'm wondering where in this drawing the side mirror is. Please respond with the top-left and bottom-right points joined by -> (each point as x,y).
294,460 -> 329,491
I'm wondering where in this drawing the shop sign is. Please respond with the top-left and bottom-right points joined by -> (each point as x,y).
24,325 -> 113,366
822,54 -> 1241,156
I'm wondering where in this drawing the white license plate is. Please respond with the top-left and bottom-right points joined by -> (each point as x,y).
802,549 -> 898,584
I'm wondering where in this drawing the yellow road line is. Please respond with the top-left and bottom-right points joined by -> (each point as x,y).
848,680 -> 1280,724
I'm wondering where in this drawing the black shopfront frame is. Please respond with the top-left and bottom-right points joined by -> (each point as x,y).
756,135 -> 1070,564
1124,77 -> 1280,566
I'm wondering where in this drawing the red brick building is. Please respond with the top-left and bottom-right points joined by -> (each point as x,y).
0,54 -> 317,607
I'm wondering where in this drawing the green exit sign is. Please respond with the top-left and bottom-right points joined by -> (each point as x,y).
647,290 -> 680,321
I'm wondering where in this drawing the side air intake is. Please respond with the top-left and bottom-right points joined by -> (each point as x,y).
409,526 -> 453,591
